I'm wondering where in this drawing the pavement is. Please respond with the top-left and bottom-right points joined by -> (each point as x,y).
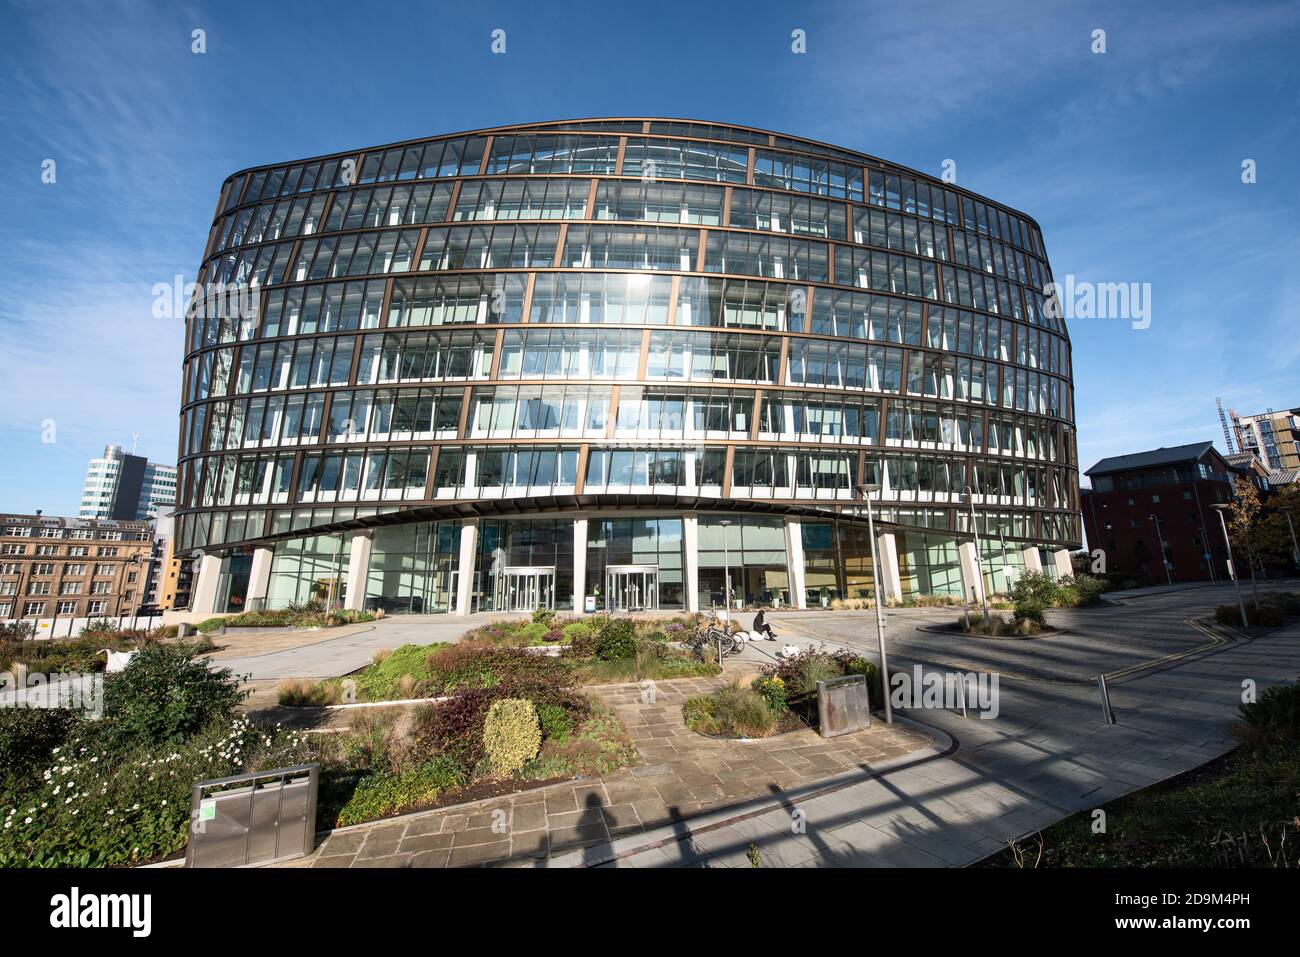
285,670 -> 934,868
210,612 -> 528,681
259,580 -> 1300,867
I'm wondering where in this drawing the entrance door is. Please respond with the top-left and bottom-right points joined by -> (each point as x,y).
499,567 -> 555,612
607,565 -> 659,612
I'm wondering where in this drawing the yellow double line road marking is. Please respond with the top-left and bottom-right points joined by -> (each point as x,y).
1103,616 -> 1242,681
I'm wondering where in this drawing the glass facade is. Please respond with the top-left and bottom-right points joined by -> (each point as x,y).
179,119 -> 1079,613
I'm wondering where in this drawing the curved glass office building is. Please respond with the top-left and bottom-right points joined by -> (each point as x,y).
178,119 -> 1079,617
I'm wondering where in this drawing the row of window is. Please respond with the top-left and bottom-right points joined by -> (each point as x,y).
181,441 -> 1072,510
203,222 -> 1058,335
2,600 -> 116,617
210,177 -> 1044,296
1,544 -> 126,557
186,326 -> 1072,429
184,382 -> 1067,466
2,562 -> 126,576
2,525 -> 139,540
4,580 -> 122,596
219,131 -> 1044,255
193,275 -> 1067,388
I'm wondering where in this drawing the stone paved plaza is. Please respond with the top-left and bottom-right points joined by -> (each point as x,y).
286,672 -> 935,868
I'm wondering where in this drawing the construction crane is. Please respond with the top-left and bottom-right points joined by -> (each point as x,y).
1216,397 -> 1235,454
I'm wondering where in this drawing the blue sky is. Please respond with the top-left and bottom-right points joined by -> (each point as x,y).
1,0 -> 1297,512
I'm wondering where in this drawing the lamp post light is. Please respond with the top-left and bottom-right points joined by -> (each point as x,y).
719,519 -> 734,621
1210,503 -> 1249,627
855,483 -> 893,724
961,486 -> 990,621
1148,514 -> 1173,586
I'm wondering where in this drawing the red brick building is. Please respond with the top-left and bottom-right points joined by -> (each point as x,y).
1081,442 -> 1233,584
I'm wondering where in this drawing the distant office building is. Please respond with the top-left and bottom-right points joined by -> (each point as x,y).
0,514 -> 153,621
78,444 -> 178,521
149,512 -> 194,612
1230,406 -> 1300,472
1081,442 -> 1234,585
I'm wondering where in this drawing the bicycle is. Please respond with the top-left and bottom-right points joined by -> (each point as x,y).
685,620 -> 745,660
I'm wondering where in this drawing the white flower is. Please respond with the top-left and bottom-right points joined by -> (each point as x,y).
23,817 -> 32,824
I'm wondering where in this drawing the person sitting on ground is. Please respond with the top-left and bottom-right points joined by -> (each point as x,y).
752,607 -> 777,641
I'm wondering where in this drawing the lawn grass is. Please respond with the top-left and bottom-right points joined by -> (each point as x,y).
978,740 -> 1300,867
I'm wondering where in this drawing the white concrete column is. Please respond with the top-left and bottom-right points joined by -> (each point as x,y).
1022,545 -> 1043,575
246,546 -> 274,610
876,531 -> 903,603
958,540 -> 986,606
572,517 -> 588,613
1052,548 -> 1072,580
683,513 -> 700,613
343,531 -> 373,611
784,519 -> 807,610
191,553 -> 222,615
454,520 -> 479,616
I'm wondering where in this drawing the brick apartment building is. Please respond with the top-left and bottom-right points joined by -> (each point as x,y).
0,514 -> 153,622
1081,442 -> 1234,585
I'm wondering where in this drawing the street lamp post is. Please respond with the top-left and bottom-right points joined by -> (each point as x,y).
1210,503 -> 1249,627
719,519 -> 734,621
1148,514 -> 1173,586
855,484 -> 893,724
962,486 -> 989,621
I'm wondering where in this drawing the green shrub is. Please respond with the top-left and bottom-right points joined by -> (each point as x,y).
338,709 -> 405,774
561,620 -> 595,645
1237,680 -> 1300,745
535,701 -> 572,742
757,648 -> 887,723
531,607 -> 556,627
277,678 -> 340,707
840,657 -> 886,710
413,673 -> 587,772
0,717 -> 311,867
0,708 -> 81,799
794,655 -> 842,695
595,618 -> 638,661
685,683 -> 775,738
518,622 -> 550,645
682,695 -> 719,734
94,642 -> 247,753
1072,574 -> 1108,606
0,631 -> 145,675
751,675 -> 788,713
1215,593 -> 1300,628
1009,572 -> 1058,624
482,698 -> 542,775
350,642 -> 446,700
334,758 -> 464,827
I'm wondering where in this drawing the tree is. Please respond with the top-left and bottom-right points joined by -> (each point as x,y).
1258,483 -> 1300,570
1225,477 -> 1265,599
